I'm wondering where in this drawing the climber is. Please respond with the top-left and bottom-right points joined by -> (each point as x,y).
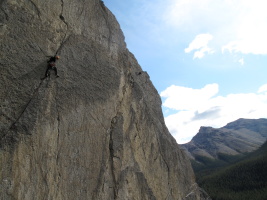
42,55 -> 60,79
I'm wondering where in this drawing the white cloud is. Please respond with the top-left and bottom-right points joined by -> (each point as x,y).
221,0 -> 267,55
163,0 -> 213,28
161,83 -> 267,144
164,0 -> 267,56
185,34 -> 213,53
161,83 -> 218,111
185,34 -> 214,59
238,58 -> 244,65
258,84 -> 267,93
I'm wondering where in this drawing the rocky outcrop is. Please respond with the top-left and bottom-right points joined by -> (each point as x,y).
182,118 -> 267,160
0,1 -> 204,199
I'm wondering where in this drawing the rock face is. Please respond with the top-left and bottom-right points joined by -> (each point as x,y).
0,1 -> 204,199
182,118 -> 267,161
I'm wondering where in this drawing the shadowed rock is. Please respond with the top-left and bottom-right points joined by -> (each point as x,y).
0,1 -> 206,199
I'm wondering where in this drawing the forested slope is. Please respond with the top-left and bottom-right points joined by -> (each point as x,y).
196,141 -> 267,200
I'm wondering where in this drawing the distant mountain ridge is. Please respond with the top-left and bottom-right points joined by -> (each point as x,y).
181,118 -> 267,162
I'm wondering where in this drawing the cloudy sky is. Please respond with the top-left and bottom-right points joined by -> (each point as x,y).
103,0 -> 267,144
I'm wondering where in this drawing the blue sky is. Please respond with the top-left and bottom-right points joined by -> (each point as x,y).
103,0 -> 267,143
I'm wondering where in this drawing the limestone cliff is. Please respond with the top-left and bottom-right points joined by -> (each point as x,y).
0,1 -> 205,199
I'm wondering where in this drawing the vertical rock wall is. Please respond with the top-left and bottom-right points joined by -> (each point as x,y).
0,0 -> 204,199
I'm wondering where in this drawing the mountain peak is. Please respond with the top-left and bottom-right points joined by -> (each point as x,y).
182,118 -> 267,161
224,118 -> 267,130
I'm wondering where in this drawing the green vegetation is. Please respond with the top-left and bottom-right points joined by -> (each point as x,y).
192,142 -> 267,200
191,153 -> 246,174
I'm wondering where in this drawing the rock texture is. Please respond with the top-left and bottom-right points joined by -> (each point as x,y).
0,1 -> 204,199
182,118 -> 267,160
